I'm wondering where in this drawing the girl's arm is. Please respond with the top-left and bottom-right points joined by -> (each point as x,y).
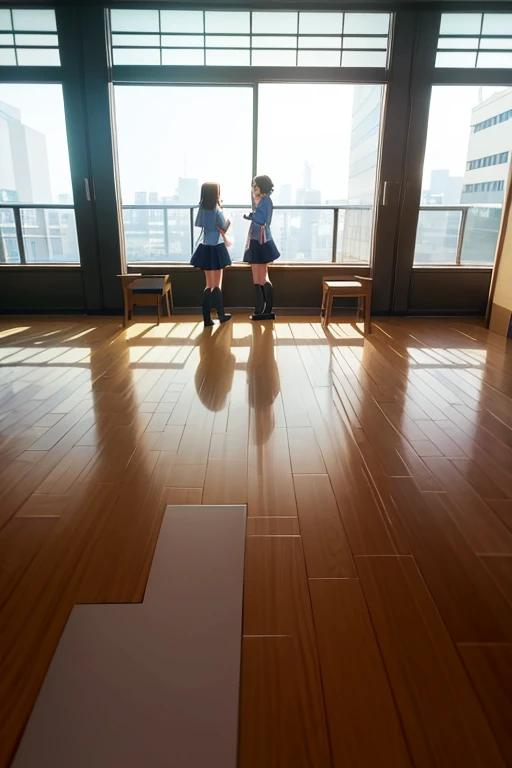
250,196 -> 271,225
216,209 -> 230,232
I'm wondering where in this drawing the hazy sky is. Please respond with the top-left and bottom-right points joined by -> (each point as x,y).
1,81 -> 508,205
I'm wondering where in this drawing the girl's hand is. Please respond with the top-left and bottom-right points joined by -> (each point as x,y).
243,213 -> 253,220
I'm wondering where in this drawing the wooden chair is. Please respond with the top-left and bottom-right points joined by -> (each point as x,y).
118,274 -> 174,326
321,275 -> 373,334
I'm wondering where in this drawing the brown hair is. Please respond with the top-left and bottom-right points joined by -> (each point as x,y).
200,182 -> 221,210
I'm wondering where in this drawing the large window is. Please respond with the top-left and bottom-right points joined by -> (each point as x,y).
114,85 -> 253,263
0,84 -> 79,264
414,86 -> 509,266
110,9 -> 390,68
115,82 -> 383,264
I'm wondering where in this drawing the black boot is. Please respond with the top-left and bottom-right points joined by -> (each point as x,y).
202,288 -> 214,327
211,287 -> 232,324
260,281 -> 275,320
250,284 -> 266,320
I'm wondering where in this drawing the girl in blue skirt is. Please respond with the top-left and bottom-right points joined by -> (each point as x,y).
243,175 -> 280,320
191,182 -> 232,327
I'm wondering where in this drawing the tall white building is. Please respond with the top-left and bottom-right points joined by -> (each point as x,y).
461,88 -> 512,204
0,101 -> 52,203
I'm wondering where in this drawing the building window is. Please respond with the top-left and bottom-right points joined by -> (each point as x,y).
0,9 -> 60,66
474,110 -> 512,132
109,10 -> 390,68
462,180 -> 504,194
436,13 -> 512,68
467,151 -> 509,169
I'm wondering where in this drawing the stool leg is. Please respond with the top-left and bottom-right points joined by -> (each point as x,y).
124,290 -> 129,327
157,296 -> 161,325
320,285 -> 327,317
165,291 -> 171,317
324,292 -> 334,329
364,293 -> 371,335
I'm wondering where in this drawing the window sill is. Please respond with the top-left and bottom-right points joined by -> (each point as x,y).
127,262 -> 370,270
412,264 -> 493,271
0,263 -> 81,269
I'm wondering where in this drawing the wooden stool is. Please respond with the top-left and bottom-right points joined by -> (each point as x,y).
321,275 -> 372,334
118,274 -> 174,326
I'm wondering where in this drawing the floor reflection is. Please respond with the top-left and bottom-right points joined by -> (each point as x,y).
248,322 -> 280,447
195,324 -> 236,411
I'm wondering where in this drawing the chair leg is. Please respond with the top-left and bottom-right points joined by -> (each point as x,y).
364,293 -> 372,335
357,295 -> 363,321
165,291 -> 171,317
124,291 -> 129,327
157,296 -> 161,325
169,287 -> 174,314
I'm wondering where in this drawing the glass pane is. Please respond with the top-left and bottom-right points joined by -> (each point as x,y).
205,36 -> 249,49
437,37 -> 479,50
17,49 -> 60,66
0,10 -> 12,31
162,35 -> 204,48
22,208 -> 79,263
252,50 -> 296,67
439,14 -> 482,35
252,12 -> 297,34
122,208 -> 195,263
342,51 -> 387,67
477,52 -> 512,68
112,34 -> 160,47
111,10 -> 159,33
480,38 -> 512,51
482,14 -> 512,35
299,13 -> 343,35
460,207 -> 501,264
414,210 -> 461,264
206,49 -> 250,66
114,85 -> 253,263
14,33 -> 59,47
161,49 -> 204,66
204,12 -> 249,34
435,51 -> 477,67
298,36 -> 342,49
338,208 -> 373,264
113,48 -> 160,65
252,36 -> 296,49
0,33 -> 14,45
0,84 -> 73,204
343,36 -> 388,49
298,50 -> 341,66
258,84 -> 382,263
12,9 -> 56,32
271,208 -> 334,262
160,11 -> 203,34
344,14 -> 390,35
0,209 -> 20,264
0,48 -> 16,65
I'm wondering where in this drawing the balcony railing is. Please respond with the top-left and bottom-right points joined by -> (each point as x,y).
414,204 -> 502,266
121,204 -> 373,265
0,203 -> 78,264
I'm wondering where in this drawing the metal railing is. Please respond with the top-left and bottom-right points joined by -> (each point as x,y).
415,204 -> 502,266
0,203 -> 76,264
122,203 -> 373,264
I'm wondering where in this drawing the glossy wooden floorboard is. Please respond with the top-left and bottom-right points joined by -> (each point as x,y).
0,315 -> 511,766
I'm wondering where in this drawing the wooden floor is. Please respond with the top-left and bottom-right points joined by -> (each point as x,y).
0,314 -> 511,767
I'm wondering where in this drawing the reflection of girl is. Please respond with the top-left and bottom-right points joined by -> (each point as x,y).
191,182 -> 232,328
243,175 -> 280,321
194,324 -> 236,412
247,322 -> 280,447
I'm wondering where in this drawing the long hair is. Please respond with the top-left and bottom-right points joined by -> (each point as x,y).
200,182 -> 221,210
253,175 -> 274,195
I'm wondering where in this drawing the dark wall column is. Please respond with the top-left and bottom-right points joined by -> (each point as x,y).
77,5 -> 123,311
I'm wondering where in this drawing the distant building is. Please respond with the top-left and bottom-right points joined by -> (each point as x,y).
0,100 -> 52,203
177,177 -> 199,204
461,88 -> 512,204
422,170 -> 463,206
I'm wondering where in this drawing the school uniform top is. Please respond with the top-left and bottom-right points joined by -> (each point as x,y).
195,206 -> 228,246
247,195 -> 274,242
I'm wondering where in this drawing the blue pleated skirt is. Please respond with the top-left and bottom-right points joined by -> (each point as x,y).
191,243 -> 231,270
243,239 -> 280,264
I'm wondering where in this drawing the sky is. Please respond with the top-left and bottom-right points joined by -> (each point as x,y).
1,81 -> 509,205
